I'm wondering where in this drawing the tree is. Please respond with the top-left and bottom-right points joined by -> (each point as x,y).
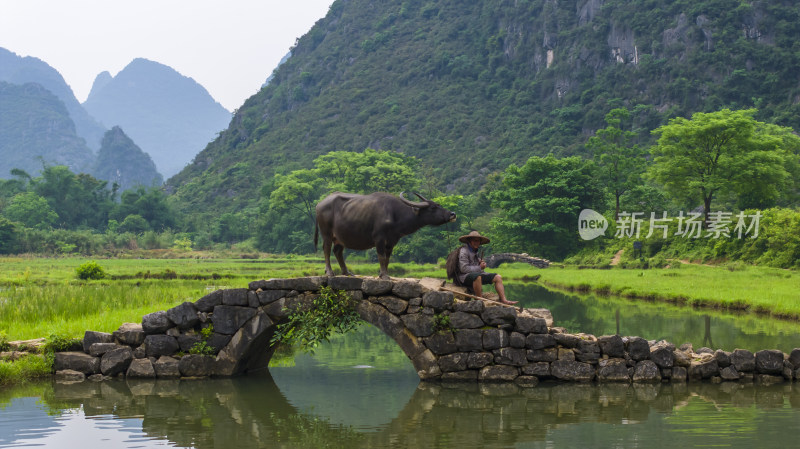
586,108 -> 645,220
269,169 -> 325,233
490,154 -> 604,260
31,165 -> 114,229
649,109 -> 799,223
112,187 -> 177,231
2,192 -> 58,229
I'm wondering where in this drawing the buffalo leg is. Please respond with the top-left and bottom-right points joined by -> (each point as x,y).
322,239 -> 335,277
332,244 -> 352,275
376,241 -> 393,279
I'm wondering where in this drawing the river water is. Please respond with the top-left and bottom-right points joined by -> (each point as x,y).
2,283 -> 800,448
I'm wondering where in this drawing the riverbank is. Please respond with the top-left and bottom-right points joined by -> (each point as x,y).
533,263 -> 799,320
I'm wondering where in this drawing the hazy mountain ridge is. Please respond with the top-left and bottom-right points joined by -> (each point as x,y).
83,58 -> 232,178
166,0 -> 800,215
0,48 -> 106,149
91,126 -> 164,192
0,81 -> 95,176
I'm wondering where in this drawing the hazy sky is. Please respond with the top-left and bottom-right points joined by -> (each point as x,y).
0,0 -> 335,111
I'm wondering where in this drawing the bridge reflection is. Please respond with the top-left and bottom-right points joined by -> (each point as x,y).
26,376 -> 798,449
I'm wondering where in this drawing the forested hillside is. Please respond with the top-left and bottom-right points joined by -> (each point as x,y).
167,0 -> 800,215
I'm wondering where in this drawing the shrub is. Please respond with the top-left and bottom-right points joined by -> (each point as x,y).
76,261 -> 106,280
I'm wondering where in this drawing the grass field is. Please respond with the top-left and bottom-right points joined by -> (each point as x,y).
533,263 -> 800,319
0,254 -> 798,341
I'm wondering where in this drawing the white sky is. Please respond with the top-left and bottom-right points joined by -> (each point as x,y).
0,0 -> 335,111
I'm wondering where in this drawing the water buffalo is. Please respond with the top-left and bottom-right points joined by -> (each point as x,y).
314,192 -> 456,279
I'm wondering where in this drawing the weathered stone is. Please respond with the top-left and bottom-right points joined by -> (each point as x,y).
177,335 -> 202,352
126,358 -> 156,378
714,349 -> 731,367
494,347 -> 527,366
207,333 -> 232,353
719,366 -> 740,381
449,311 -> 484,329
83,331 -> 113,353
263,298 -> 287,318
423,332 -> 457,355
248,290 -> 260,308
467,351 -> 495,369
755,349 -> 784,374
597,358 -> 630,382
195,290 -> 222,312
558,348 -> 576,361
133,345 -> 146,359
696,347 -> 713,354
166,327 -> 181,337
554,333 -> 581,348
153,356 -> 181,378
100,347 -> 133,376
522,362 -> 551,377
392,280 -> 423,299
412,349 -> 441,380
144,335 -> 179,358
54,352 -> 100,374
551,360 -> 595,382
482,329 -> 509,350
179,354 -> 214,377
626,337 -> 650,361
577,340 -> 601,363
515,375 -> 539,387
673,349 -> 692,367
649,342 -> 674,368
455,329 -> 484,352
789,348 -> 800,368
328,276 -> 363,291
441,370 -> 478,382
252,277 -> 326,291
479,365 -> 519,382
401,313 -> 434,337
166,302 -> 200,329
454,299 -> 484,314
357,301 -> 404,338
211,305 -> 258,335
689,359 -> 719,380
526,333 -> 556,350
213,310 -> 275,376
731,349 -> 756,372
632,360 -> 661,383
376,296 -> 409,315
528,348 -> 558,362
362,278 -> 394,296
597,335 -> 625,358
510,332 -> 526,348
256,289 -> 290,305
671,366 -> 687,382
87,374 -> 104,382
113,323 -> 145,346
514,316 -> 547,334
89,343 -> 121,357
481,306 -> 517,326
142,311 -> 173,334
422,291 -> 454,310
784,361 -> 794,380
55,369 -> 85,382
439,352 -> 469,372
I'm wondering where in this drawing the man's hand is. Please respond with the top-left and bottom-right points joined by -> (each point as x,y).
480,261 -> 487,270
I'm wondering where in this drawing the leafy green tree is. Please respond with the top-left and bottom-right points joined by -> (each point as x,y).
490,154 -> 604,260
31,166 -> 114,229
649,109 -> 799,223
2,192 -> 58,229
587,108 -> 645,220
269,169 -> 325,232
112,187 -> 177,231
0,217 -> 19,254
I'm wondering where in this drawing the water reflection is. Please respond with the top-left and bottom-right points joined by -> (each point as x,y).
2,378 -> 800,449
509,283 -> 800,352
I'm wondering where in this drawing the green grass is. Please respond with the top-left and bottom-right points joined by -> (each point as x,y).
535,263 -> 800,318
0,354 -> 51,386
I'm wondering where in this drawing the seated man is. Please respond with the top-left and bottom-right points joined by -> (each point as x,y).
456,231 -> 517,305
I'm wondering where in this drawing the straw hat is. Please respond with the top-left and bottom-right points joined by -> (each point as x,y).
458,230 -> 490,244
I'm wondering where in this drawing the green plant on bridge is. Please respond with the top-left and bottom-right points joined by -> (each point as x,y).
270,286 -> 361,354
433,313 -> 452,333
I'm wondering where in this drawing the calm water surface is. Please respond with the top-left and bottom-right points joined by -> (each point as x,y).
2,283 -> 800,448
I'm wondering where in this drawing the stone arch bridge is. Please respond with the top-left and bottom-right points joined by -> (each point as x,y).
55,276 -> 800,385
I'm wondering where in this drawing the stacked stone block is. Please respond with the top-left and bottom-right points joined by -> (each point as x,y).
53,275 -> 800,386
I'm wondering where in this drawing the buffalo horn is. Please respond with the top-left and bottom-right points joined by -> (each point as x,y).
399,192 -> 429,208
